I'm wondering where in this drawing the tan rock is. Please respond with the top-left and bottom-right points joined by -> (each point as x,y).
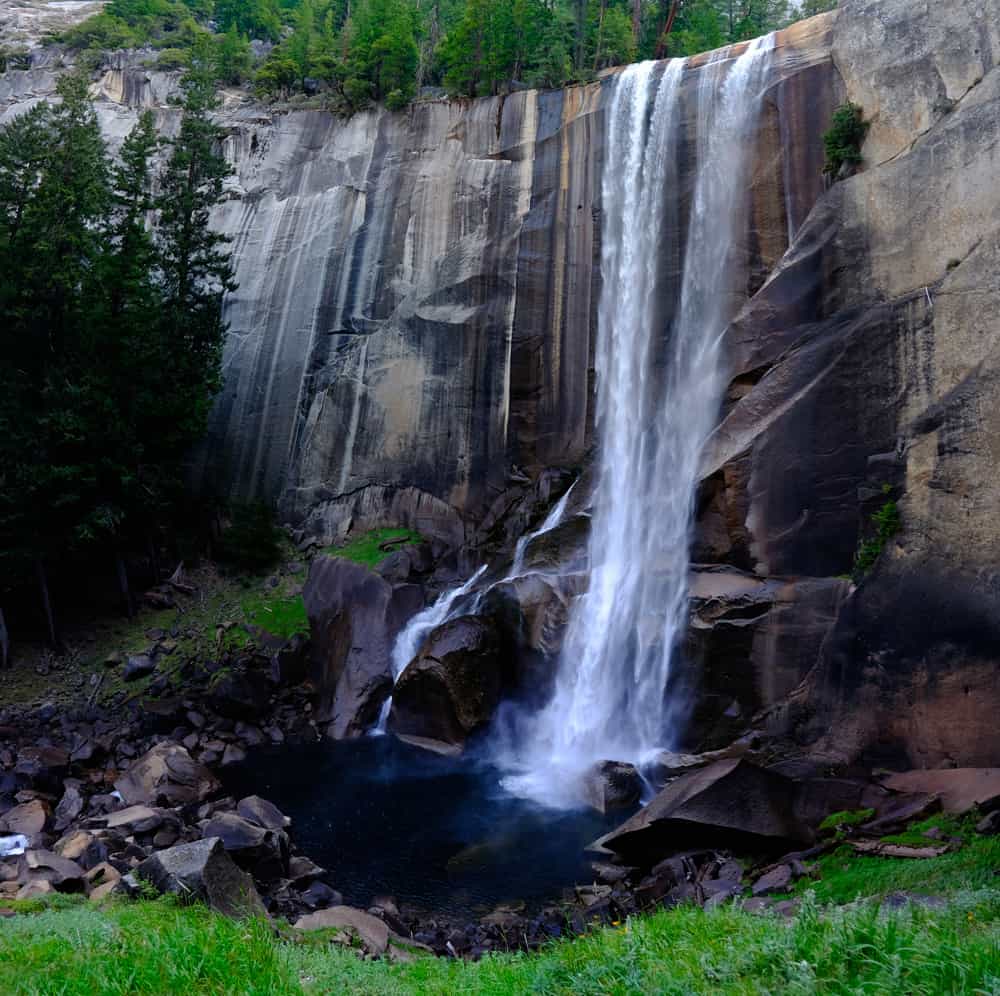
882,769 -> 1000,815
294,905 -> 390,955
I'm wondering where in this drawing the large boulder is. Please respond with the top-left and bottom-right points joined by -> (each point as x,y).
304,556 -> 423,739
582,761 -> 643,814
207,667 -> 272,720
388,614 -> 505,751
0,799 -> 49,841
16,850 -> 84,892
599,758 -> 812,866
136,837 -> 266,919
201,812 -> 289,882
114,742 -> 220,808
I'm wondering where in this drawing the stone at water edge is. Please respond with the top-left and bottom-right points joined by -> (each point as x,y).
236,795 -> 291,831
114,741 -> 220,808
201,812 -> 289,882
388,614 -> 505,751
136,837 -> 266,920
294,905 -> 390,956
598,758 -> 813,866
581,761 -> 643,814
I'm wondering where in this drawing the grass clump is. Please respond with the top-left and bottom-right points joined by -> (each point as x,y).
241,591 -> 308,640
854,484 -> 901,578
823,100 -> 870,177
325,528 -> 421,570
819,808 -> 874,832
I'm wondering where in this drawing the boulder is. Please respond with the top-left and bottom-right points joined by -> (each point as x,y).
99,804 -> 167,833
201,812 -> 288,882
599,759 -> 812,866
581,762 -> 643,814
388,615 -> 505,750
236,796 -> 291,831
751,864 -> 793,897
53,784 -> 85,832
881,769 -> 1000,815
136,837 -> 266,919
17,850 -> 84,891
294,905 -> 390,956
114,742 -> 220,808
304,557 -> 423,739
0,799 -> 48,839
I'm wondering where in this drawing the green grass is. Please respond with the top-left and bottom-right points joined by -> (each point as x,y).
241,591 -> 309,640
324,528 -> 421,570
1,859 -> 998,995
819,808 -> 874,832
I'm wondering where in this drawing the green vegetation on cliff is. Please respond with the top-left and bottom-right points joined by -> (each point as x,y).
55,0 -> 837,110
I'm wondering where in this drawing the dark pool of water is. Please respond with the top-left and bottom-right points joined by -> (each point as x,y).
221,737 -> 630,918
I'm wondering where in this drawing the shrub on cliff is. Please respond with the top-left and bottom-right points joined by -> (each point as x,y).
823,101 -> 869,177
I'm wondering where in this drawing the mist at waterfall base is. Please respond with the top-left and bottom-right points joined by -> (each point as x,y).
221,737 -> 629,918
499,39 -> 776,807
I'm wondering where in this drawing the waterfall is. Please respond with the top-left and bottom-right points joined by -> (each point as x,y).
503,37 -> 775,806
373,480 -> 578,735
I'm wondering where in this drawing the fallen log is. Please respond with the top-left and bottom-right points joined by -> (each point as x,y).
849,840 -> 949,859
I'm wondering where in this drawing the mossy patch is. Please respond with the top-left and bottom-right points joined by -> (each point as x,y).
324,528 -> 422,570
819,808 -> 875,833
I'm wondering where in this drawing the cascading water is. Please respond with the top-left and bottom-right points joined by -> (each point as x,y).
503,37 -> 775,806
373,480 -> 578,735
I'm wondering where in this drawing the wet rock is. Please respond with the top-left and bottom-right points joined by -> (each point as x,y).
136,838 -> 266,919
201,812 -> 288,882
599,759 -> 812,866
581,761 -> 642,814
124,655 -> 156,682
114,742 -> 220,808
304,557 -> 423,739
294,905 -> 390,956
237,796 -> 291,831
389,615 -> 505,751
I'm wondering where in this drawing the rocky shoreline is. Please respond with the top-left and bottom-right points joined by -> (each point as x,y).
3,635 -> 997,962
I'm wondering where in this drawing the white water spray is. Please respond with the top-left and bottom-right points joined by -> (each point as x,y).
504,38 -> 775,805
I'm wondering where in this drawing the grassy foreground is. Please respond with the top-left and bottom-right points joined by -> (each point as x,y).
2,836 -> 999,996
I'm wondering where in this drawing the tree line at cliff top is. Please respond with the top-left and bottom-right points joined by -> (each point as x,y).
0,64 -> 232,650
59,0 -> 838,110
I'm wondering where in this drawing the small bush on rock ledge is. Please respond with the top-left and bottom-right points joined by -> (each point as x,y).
823,101 -> 869,177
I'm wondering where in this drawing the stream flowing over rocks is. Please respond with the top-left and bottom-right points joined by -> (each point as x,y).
3,0 -> 1000,955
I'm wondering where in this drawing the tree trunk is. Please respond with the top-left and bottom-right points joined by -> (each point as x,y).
116,550 -> 134,620
35,558 -> 57,648
593,0 -> 608,71
654,0 -> 683,58
632,0 -> 642,44
575,0 -> 588,73
0,606 -> 9,671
